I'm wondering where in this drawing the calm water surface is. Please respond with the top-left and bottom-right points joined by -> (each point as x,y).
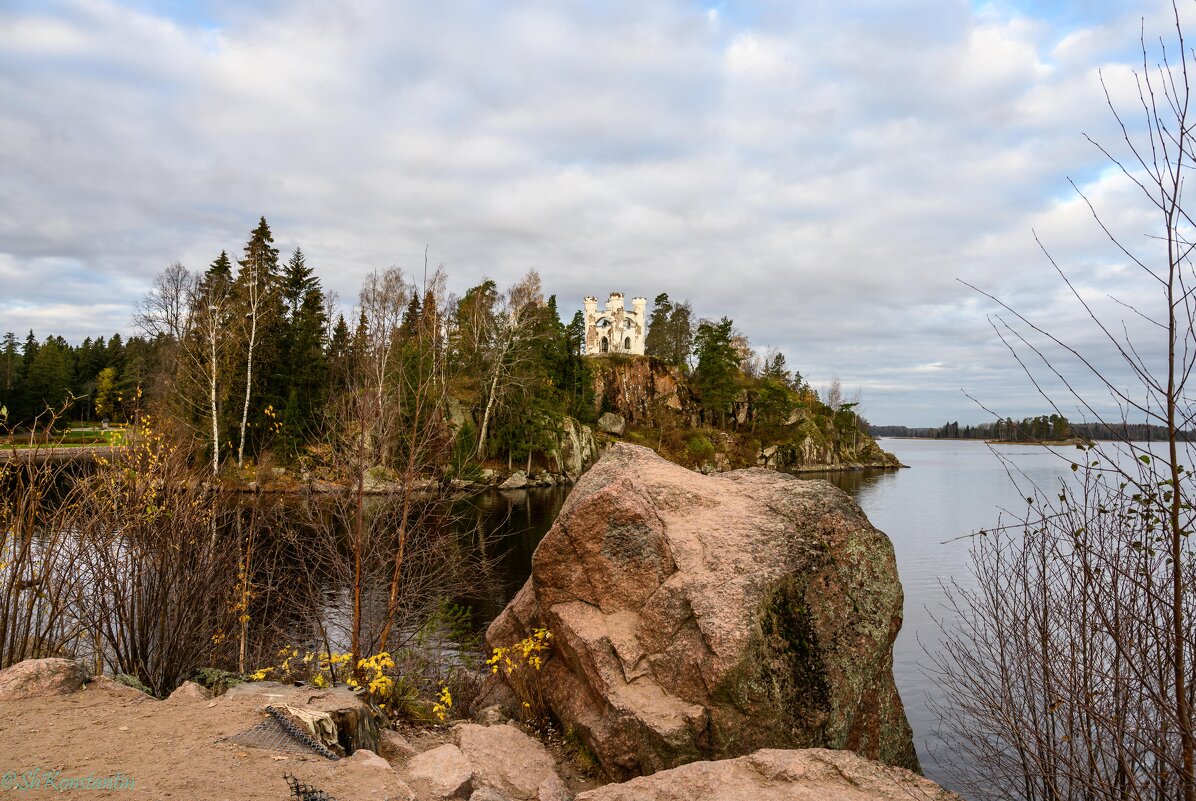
836,438 -> 1089,785
482,439 -> 1104,789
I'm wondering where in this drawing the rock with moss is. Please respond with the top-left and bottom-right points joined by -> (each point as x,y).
485,443 -> 917,780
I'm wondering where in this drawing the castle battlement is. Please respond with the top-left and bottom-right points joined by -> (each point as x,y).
584,292 -> 646,355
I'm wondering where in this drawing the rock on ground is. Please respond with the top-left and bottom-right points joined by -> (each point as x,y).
500,470 -> 529,490
485,443 -> 918,779
0,658 -> 88,701
557,417 -> 599,479
86,675 -> 154,701
574,748 -> 961,801
452,723 -> 568,801
166,680 -> 212,702
597,412 -> 626,436
402,743 -> 474,799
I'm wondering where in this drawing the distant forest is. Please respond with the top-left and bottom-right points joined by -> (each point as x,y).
872,417 -> 1196,442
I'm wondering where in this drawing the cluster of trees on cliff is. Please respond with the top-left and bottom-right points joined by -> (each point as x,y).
640,293 -> 870,441
3,223 -> 859,474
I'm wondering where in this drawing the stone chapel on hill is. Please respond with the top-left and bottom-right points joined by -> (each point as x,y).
583,292 -> 647,356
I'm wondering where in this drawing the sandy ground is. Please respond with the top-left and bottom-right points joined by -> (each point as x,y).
0,680 -> 412,801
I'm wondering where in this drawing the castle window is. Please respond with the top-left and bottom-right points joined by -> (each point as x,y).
601,336 -> 609,353
624,337 -> 631,350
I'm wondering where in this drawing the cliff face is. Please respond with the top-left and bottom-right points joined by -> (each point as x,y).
589,355 -> 696,426
586,356 -> 900,473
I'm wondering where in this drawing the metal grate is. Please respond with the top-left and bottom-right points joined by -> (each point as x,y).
284,772 -> 337,801
224,706 -> 340,760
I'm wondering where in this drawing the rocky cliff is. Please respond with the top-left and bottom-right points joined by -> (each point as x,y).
485,444 -> 919,779
587,355 -> 900,473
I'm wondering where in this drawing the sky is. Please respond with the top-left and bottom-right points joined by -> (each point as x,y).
0,0 -> 1189,426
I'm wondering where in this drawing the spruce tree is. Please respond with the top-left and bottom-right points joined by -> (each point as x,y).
693,317 -> 739,427
644,293 -> 673,360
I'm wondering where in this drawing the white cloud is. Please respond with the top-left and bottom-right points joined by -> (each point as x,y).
0,0 -> 1184,424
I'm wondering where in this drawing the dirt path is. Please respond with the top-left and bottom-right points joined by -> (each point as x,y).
0,681 -> 409,800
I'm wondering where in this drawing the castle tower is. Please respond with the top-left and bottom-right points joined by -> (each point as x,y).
583,292 -> 647,356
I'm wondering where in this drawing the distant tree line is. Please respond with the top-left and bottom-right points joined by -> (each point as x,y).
871,417 -> 1195,442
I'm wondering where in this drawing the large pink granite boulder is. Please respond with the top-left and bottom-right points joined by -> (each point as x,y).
575,748 -> 959,801
486,444 -> 917,779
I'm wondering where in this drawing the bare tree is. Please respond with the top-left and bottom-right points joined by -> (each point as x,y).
937,8 -> 1196,800
134,261 -> 194,343
236,252 -> 268,470
475,270 -> 546,456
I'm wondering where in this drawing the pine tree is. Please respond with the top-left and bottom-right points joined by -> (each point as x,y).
398,292 -> 422,342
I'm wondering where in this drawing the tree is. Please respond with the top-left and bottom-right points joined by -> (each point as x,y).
175,254 -> 236,477
134,261 -> 194,343
93,367 -> 118,421
278,247 -> 327,454
936,10 -> 1196,800
1,332 -> 20,396
645,293 -> 696,369
233,217 -> 282,468
22,336 -> 72,417
667,299 -> 695,369
693,317 -> 739,427
644,293 -> 674,360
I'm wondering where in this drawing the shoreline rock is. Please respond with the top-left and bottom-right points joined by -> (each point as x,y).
485,443 -> 918,779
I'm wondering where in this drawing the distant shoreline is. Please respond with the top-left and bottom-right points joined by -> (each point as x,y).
876,436 -> 1091,447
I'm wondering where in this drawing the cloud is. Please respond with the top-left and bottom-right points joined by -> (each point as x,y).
0,0 -> 1185,424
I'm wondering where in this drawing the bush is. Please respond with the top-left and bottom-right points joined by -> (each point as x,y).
486,628 -> 554,731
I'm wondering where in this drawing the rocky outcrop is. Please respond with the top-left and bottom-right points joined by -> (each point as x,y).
589,356 -> 693,425
555,417 -> 600,479
500,470 -> 530,490
452,723 -> 569,801
485,444 -> 917,780
400,725 -> 568,801
0,658 -> 88,700
597,412 -> 626,436
574,748 -> 960,801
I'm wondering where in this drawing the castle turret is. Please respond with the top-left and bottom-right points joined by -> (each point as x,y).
583,291 -> 646,356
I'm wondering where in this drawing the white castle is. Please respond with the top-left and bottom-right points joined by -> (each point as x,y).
584,292 -> 647,355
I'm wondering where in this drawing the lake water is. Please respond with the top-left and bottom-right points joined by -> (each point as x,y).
477,438 -> 1109,789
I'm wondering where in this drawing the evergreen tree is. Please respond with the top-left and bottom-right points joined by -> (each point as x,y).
668,300 -> 695,369
278,247 -> 328,455
398,291 -> 422,342
693,317 -> 739,427
1,332 -> 18,395
644,293 -> 673,360
23,336 -> 73,419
